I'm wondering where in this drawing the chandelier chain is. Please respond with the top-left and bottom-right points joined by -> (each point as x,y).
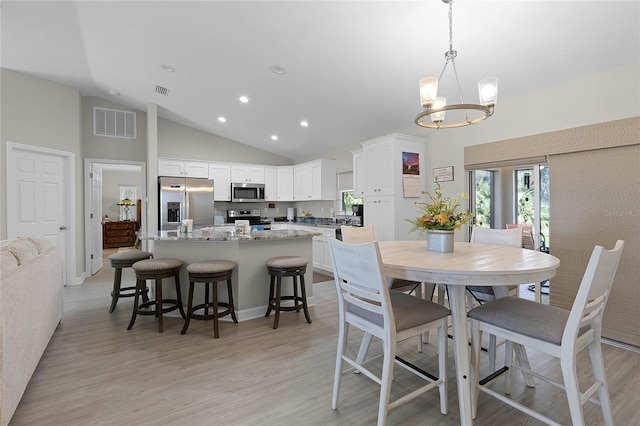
448,0 -> 453,53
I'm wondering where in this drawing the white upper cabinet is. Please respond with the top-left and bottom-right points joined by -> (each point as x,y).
208,163 -> 231,201
277,166 -> 294,201
158,159 -> 209,178
293,159 -> 336,201
230,165 -> 265,183
362,139 -> 394,196
264,167 -> 277,201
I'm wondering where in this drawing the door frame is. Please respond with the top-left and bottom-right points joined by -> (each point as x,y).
6,141 -> 76,285
84,158 -> 146,276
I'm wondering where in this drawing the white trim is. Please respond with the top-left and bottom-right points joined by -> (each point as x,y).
6,141 -> 76,286
83,158 -> 147,278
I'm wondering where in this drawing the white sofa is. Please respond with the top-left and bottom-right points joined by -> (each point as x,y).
0,237 -> 64,426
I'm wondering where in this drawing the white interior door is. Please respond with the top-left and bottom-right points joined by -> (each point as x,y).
6,144 -> 70,283
91,164 -> 103,273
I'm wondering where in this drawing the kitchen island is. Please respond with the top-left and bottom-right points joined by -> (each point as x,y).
139,228 -> 320,322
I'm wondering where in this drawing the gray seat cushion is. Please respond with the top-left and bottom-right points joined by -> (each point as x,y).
468,297 -> 569,345
108,250 -> 153,265
348,292 -> 450,332
187,260 -> 236,274
132,258 -> 182,272
265,256 -> 308,269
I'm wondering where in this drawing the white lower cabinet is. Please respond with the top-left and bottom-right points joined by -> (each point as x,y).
312,235 -> 334,273
365,196 -> 395,241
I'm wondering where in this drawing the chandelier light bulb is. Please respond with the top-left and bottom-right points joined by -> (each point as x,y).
431,97 -> 447,123
419,77 -> 439,107
478,77 -> 498,107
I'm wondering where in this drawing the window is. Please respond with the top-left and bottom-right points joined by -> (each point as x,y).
340,190 -> 363,214
473,170 -> 494,228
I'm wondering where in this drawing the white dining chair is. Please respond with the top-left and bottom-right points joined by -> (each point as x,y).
469,240 -> 624,426
340,225 -> 434,355
466,225 -> 523,368
328,238 -> 450,426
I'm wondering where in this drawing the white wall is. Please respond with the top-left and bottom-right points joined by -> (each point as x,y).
0,68 -> 84,277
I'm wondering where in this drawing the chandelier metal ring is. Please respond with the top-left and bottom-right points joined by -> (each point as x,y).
415,104 -> 494,129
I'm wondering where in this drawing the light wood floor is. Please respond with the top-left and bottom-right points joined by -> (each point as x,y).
10,249 -> 640,425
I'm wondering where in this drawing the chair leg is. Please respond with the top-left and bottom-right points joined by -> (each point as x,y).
265,275 -> 275,317
156,279 -> 164,333
273,277 -> 282,329
588,340 -> 614,426
109,267 -> 122,313
355,332 -> 373,367
561,354 -> 586,426
204,281 -> 210,316
471,321 -> 482,419
226,278 -> 238,323
299,274 -> 312,323
174,273 -> 186,319
332,322 -> 349,409
377,340 -> 395,426
292,275 -> 300,312
212,281 -> 220,338
127,278 -> 143,330
180,281 -> 195,335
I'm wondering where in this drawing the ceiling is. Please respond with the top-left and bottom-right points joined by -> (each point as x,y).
2,1 -> 638,161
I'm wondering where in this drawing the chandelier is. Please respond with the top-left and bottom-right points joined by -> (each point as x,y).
415,0 -> 498,129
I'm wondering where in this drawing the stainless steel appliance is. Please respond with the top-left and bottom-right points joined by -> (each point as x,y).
158,177 -> 214,231
352,204 -> 364,227
227,209 -> 271,230
231,182 -> 265,203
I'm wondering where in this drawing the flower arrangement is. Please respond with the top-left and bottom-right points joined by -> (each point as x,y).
406,181 -> 473,232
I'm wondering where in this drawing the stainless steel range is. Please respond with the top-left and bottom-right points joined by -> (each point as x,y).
226,209 -> 271,229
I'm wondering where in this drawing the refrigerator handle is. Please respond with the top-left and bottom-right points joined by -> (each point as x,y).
183,189 -> 188,223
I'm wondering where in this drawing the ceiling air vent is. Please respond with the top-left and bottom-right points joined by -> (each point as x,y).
155,85 -> 170,96
93,107 -> 136,139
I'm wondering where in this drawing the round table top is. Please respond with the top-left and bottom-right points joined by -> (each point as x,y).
378,240 -> 560,286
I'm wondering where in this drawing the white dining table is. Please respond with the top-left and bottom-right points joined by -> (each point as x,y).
378,240 -> 560,425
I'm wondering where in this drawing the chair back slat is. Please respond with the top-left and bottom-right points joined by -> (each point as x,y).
471,226 -> 522,248
340,224 -> 377,244
563,240 -> 624,344
328,238 -> 393,332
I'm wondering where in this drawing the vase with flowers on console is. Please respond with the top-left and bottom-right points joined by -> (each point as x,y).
406,181 -> 472,253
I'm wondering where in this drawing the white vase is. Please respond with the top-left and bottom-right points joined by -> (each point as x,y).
426,229 -> 454,253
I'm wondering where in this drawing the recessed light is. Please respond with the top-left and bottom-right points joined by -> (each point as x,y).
271,65 -> 287,75
239,95 -> 250,103
218,116 -> 226,123
270,135 -> 278,141
300,120 -> 309,127
160,64 -> 175,73
108,90 -> 120,96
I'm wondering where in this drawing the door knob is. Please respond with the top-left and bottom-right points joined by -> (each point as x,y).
59,226 -> 67,230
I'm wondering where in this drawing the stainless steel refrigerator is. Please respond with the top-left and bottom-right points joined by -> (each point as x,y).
158,177 -> 214,231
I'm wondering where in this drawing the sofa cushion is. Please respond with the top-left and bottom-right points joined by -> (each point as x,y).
0,248 -> 19,275
6,238 -> 39,265
27,236 -> 53,254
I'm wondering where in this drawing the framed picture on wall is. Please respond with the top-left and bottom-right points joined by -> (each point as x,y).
433,166 -> 454,182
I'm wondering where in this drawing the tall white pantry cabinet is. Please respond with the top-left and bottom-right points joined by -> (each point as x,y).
354,134 -> 427,241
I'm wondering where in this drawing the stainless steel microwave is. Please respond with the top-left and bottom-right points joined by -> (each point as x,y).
231,182 -> 265,202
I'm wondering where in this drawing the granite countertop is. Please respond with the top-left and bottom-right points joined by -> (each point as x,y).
138,228 -> 321,242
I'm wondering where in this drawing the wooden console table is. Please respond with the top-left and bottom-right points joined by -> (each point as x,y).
103,221 -> 137,249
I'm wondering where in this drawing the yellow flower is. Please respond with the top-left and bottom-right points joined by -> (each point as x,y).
435,212 -> 449,225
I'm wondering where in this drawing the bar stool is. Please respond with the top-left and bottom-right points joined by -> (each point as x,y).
265,256 -> 312,329
107,250 -> 153,313
127,258 -> 186,333
181,260 -> 238,338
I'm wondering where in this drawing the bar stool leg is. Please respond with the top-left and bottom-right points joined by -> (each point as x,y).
127,278 -> 143,330
300,274 -> 312,324
273,276 -> 283,329
175,274 -> 186,318
212,281 -> 220,338
265,275 -> 276,318
156,278 -> 164,333
181,281 -> 196,335
227,278 -> 238,323
110,267 -> 123,313
293,275 -> 300,312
